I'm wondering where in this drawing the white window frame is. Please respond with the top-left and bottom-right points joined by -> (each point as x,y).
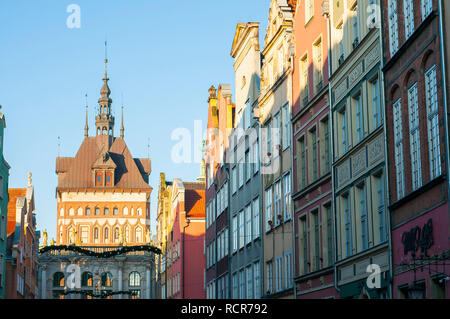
425,65 -> 441,179
408,83 -> 422,190
393,99 -> 405,198
404,0 -> 415,39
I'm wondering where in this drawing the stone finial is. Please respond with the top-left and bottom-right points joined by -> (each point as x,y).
28,172 -> 32,187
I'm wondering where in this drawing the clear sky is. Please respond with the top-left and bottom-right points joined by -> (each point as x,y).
0,0 -> 270,243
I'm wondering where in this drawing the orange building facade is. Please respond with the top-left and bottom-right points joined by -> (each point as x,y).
5,175 -> 39,299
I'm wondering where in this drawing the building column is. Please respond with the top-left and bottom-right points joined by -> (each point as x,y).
41,266 -> 47,299
146,267 -> 151,299
118,266 -> 123,299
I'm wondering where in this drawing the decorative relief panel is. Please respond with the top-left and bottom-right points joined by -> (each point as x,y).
334,79 -> 348,103
337,159 -> 351,188
349,62 -> 363,88
365,44 -> 379,70
368,135 -> 384,166
351,148 -> 367,178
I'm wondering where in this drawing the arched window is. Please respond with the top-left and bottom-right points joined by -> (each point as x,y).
114,227 -> 120,242
123,207 -> 129,216
113,208 -> 119,216
81,272 -> 93,287
129,272 -> 141,287
104,207 -> 109,216
135,226 -> 142,243
95,207 -> 100,216
59,208 -> 64,217
53,272 -> 65,287
85,207 -> 91,216
101,272 -> 113,287
77,207 -> 83,216
94,227 -> 99,240
137,208 -> 142,216
125,226 -> 130,243
104,227 -> 109,241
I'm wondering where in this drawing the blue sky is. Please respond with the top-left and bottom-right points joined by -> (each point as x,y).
0,0 -> 270,242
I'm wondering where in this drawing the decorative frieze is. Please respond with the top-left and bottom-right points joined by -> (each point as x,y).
351,148 -> 367,178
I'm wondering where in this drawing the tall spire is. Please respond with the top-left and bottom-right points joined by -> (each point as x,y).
84,94 -> 89,137
95,41 -> 115,137
120,101 -> 125,139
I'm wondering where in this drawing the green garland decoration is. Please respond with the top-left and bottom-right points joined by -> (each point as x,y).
39,244 -> 161,257
61,289 -> 138,299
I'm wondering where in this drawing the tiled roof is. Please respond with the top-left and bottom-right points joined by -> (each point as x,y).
185,189 -> 205,218
7,188 -> 26,236
56,135 -> 152,190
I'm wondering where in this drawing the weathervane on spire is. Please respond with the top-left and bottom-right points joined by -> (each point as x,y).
84,93 -> 89,137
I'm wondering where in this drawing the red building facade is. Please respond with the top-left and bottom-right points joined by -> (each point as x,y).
382,0 -> 450,298
291,0 -> 337,299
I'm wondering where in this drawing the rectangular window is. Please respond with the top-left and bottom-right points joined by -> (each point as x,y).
320,117 -> 331,175
253,262 -> 261,299
246,266 -> 253,299
239,210 -> 245,249
340,108 -> 348,154
337,22 -> 345,64
354,93 -> 364,142
265,187 -> 273,232
282,103 -> 290,149
300,55 -> 309,105
232,273 -> 238,299
404,0 -> 415,39
344,194 -> 352,257
274,180 -> 282,227
313,38 -> 323,93
245,151 -> 251,181
275,256 -> 283,292
253,140 -> 260,174
245,205 -> 252,245
421,0 -> 433,21
253,197 -> 260,240
324,204 -> 333,266
239,270 -> 245,299
266,262 -> 273,294
371,77 -> 382,129
299,216 -> 308,274
274,113 -> 281,156
388,0 -> 399,56
266,121 -> 272,160
312,210 -> 320,271
310,127 -> 318,181
283,173 -> 291,221
408,84 -> 422,190
376,173 -> 386,243
238,158 -> 244,188
425,65 -> 441,179
359,184 -> 368,251
232,166 -> 237,194
351,3 -> 359,46
393,99 -> 405,198
297,137 -> 306,189
284,252 -> 292,289
232,216 -> 238,253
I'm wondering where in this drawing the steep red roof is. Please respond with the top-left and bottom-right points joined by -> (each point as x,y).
56,135 -> 152,190
185,188 -> 205,218
7,188 -> 26,235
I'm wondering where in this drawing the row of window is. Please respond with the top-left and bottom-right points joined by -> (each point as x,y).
60,206 -> 146,217
231,140 -> 260,194
388,0 -> 434,57
265,252 -> 292,295
231,262 -> 261,299
206,274 -> 229,299
298,204 -> 334,275
206,228 -> 229,269
64,224 -> 144,244
166,273 -> 180,298
296,116 -> 331,190
264,173 -> 291,232
263,104 -> 291,164
393,65 -> 441,199
334,75 -> 382,159
231,197 -> 260,253
336,172 -> 387,260
53,271 -> 141,288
